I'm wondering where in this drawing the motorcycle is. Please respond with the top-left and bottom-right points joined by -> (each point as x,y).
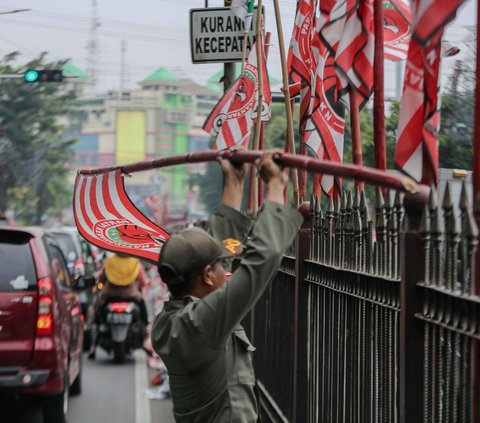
97,298 -> 145,363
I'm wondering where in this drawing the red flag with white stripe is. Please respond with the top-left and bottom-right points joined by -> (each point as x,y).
74,170 -> 169,264
395,0 -> 464,182
413,0 -> 466,44
203,36 -> 271,150
288,0 -> 315,88
383,0 -> 412,61
305,33 -> 345,196
334,0 -> 375,106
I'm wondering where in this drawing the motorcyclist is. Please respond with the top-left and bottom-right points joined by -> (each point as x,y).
88,252 -> 149,359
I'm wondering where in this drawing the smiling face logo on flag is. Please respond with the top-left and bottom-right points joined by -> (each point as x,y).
74,169 -> 170,264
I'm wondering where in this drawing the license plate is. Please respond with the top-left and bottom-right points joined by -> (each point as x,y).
107,313 -> 132,324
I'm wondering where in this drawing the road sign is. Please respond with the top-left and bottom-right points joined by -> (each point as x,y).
190,7 -> 262,64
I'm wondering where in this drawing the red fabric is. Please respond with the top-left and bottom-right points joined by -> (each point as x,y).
203,33 -> 271,150
394,0 -> 464,183
74,170 -> 169,263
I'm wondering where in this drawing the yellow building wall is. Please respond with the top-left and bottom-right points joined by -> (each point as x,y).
115,111 -> 146,164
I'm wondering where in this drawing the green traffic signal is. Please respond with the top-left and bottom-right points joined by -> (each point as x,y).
24,69 -> 39,82
23,69 -> 63,83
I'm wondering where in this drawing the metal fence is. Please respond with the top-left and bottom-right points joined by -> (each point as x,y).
247,182 -> 480,423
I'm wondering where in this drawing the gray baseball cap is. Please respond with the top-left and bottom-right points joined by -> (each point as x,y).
158,227 -> 242,285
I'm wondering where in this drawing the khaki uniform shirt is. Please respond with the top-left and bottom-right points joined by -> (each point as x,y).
151,201 -> 303,423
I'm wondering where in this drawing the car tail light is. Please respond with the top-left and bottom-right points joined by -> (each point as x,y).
108,302 -> 134,313
37,277 -> 54,335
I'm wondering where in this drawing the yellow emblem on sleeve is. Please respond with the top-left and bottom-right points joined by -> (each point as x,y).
222,238 -> 242,254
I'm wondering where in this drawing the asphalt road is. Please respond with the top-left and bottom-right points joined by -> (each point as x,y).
2,349 -> 175,423
69,349 -> 175,423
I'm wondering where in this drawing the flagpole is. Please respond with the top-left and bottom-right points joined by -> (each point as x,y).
373,0 -> 386,171
77,150 -> 420,194
350,90 -> 364,191
240,0 -> 255,69
272,0 -> 300,206
251,0 -> 264,218
258,31 -> 271,209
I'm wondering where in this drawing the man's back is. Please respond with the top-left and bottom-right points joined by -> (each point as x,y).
152,202 -> 303,422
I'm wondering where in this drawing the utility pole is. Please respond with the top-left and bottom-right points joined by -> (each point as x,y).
120,39 -> 127,92
86,0 -> 100,90
449,60 -> 462,96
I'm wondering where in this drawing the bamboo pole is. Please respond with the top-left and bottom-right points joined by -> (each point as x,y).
258,32 -> 271,208
77,150 -> 419,194
350,90 -> 364,191
272,0 -> 300,206
251,0 -> 264,217
241,33 -> 249,69
240,0 -> 255,69
373,0 -> 386,171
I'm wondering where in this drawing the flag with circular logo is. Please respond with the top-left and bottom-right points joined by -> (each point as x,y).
74,170 -> 170,264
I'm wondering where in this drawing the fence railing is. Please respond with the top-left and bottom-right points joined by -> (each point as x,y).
247,182 -> 480,423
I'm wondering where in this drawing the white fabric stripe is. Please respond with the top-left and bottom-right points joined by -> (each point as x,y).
414,0 -> 433,27
74,176 -> 96,238
95,174 -> 117,220
401,143 -> 423,181
321,174 -> 334,193
83,176 -> 101,230
107,171 -> 156,232
397,88 -> 423,136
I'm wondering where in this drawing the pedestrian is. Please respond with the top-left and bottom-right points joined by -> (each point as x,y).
151,150 -> 303,422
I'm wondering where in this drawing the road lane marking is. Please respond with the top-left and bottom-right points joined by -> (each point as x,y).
134,349 -> 152,423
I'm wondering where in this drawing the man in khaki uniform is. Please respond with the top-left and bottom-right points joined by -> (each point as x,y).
151,151 -> 303,422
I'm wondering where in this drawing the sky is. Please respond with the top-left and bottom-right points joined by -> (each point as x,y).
0,0 -> 477,96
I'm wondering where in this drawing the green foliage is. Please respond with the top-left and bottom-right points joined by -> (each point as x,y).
438,92 -> 473,170
0,52 -> 77,224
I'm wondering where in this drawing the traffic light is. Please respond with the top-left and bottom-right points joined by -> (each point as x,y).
24,69 -> 63,83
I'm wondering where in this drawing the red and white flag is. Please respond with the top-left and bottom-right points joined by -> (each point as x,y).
413,0 -> 466,44
203,36 -> 271,150
383,0 -> 412,61
74,170 -> 169,264
395,0 -> 465,182
334,0 -> 375,106
305,28 -> 345,196
288,0 -> 316,89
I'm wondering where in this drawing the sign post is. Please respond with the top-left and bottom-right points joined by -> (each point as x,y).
190,7 -> 260,64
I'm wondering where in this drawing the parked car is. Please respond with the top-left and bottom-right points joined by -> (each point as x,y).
0,226 -> 84,423
50,227 -> 98,350
49,227 -> 97,284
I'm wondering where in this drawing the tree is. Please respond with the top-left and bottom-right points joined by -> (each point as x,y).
0,52 -> 77,224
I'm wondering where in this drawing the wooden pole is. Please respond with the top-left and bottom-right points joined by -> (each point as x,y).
272,0 -> 300,206
251,0 -> 264,218
78,150 -> 420,194
241,33 -> 248,69
373,0 -> 386,171
350,90 -> 364,191
258,32 -> 271,208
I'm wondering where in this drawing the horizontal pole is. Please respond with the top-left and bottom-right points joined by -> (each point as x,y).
77,149 -> 420,194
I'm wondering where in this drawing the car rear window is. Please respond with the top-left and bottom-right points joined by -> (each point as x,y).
52,233 -> 78,262
0,232 -> 37,291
